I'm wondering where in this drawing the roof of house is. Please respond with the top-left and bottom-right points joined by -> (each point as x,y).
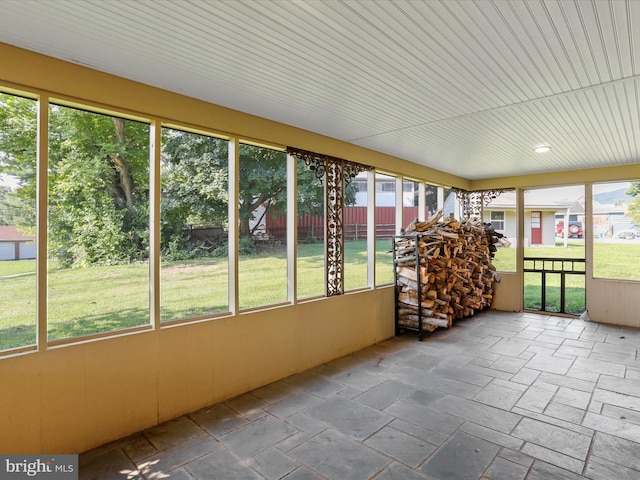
0,226 -> 35,241
484,191 -> 572,211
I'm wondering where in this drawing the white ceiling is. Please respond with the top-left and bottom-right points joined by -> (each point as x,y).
1,0 -> 639,180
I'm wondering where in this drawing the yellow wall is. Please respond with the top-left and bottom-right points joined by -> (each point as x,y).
2,42 -> 640,455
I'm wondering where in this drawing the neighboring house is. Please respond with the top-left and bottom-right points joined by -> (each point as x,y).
591,200 -> 636,238
0,226 -> 35,260
483,191 -> 573,246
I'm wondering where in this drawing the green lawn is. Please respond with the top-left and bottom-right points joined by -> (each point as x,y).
2,239 -> 638,350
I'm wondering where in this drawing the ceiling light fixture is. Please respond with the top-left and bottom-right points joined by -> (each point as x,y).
534,145 -> 551,153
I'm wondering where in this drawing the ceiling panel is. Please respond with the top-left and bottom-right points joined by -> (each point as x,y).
0,0 -> 638,180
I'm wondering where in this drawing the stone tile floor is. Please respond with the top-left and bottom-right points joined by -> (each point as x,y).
80,311 -> 640,479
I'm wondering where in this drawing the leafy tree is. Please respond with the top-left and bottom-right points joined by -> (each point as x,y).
161,131 -> 335,246
0,94 -> 37,229
626,181 -> 640,226
1,94 -> 150,267
160,129 -> 229,250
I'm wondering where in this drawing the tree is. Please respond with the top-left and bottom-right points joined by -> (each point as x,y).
0,94 -> 37,229
161,131 -> 332,245
626,181 -> 640,226
0,94 -> 150,266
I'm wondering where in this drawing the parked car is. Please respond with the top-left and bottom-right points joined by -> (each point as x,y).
617,229 -> 637,239
556,221 -> 583,238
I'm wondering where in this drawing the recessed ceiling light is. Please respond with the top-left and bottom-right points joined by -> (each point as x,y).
534,145 -> 551,153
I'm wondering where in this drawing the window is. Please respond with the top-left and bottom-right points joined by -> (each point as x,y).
344,171 -> 368,291
160,128 -> 229,321
297,157 -> 325,299
425,184 -> 438,217
47,104 -> 150,341
375,173 -> 395,285
491,211 -> 505,231
0,92 -> 37,351
238,143 -> 287,308
403,180 -> 419,228
593,181 -> 640,281
443,187 -> 457,218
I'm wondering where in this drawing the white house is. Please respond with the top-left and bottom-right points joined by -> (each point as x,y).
483,191 -> 573,247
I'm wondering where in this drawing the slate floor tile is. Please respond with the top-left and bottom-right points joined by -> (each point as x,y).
510,367 -> 540,385
484,457 -> 529,480
404,388 -> 444,406
512,417 -> 591,460
137,435 -> 219,475
189,403 -> 249,437
591,431 -> 640,471
572,356 -> 626,377
431,394 -> 521,433
420,431 -> 500,480
388,418 -> 449,446
601,403 -> 640,425
304,395 -> 392,441
187,448 -> 263,479
266,391 -> 322,419
219,414 -> 298,458
513,383 -> 557,413
598,374 -> 640,396
252,380 -> 300,404
521,445 -> 584,475
524,354 -> 574,375
473,382 -> 522,410
143,416 -> 204,450
458,422 -> 523,450
583,411 -> 640,443
543,401 -> 585,424
375,462 -> 429,479
364,426 -> 435,468
79,448 -> 143,480
289,429 -> 389,480
247,447 -> 299,479
585,456 -> 640,480
224,392 -> 268,416
384,399 -> 463,436
354,379 -> 415,410
281,466 -> 325,479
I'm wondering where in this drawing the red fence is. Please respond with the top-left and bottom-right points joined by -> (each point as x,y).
266,206 -> 420,241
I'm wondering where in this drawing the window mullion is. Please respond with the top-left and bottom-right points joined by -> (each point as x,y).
36,95 -> 49,350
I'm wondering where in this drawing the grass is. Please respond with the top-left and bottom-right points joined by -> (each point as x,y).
2,238 -> 638,350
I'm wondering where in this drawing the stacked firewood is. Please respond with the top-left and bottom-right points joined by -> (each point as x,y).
394,210 -> 501,335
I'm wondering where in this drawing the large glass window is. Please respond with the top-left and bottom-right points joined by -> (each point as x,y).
47,105 -> 150,341
403,179 -> 419,228
344,172 -> 368,291
425,183 -> 438,218
297,157 -> 325,299
238,144 -> 287,308
375,173 -> 395,285
160,128 -> 229,321
593,181 -> 640,281
0,92 -> 37,351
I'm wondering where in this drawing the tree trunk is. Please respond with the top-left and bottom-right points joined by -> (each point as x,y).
111,117 -> 134,209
